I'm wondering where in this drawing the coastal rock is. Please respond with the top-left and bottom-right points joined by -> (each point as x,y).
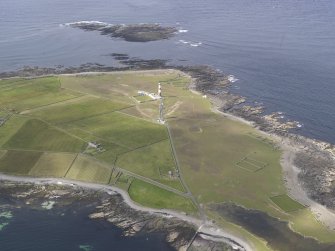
89,212 -> 105,219
242,105 -> 263,115
188,234 -> 237,251
262,113 -> 300,132
167,232 -> 180,242
295,150 -> 335,209
67,22 -> 178,42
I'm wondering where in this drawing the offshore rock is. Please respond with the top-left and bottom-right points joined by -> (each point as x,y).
67,22 -> 178,42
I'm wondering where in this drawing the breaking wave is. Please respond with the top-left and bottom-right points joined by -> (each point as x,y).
178,40 -> 202,47
227,75 -> 239,83
63,20 -> 111,27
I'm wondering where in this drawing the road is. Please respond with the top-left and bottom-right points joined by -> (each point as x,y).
166,123 -> 206,223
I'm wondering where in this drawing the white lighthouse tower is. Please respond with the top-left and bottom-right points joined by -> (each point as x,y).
158,83 -> 162,98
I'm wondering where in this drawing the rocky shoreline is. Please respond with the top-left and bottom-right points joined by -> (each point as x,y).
0,178 -> 240,251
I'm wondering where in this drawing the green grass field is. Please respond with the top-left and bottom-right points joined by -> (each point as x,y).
0,77 -> 83,112
0,116 -> 29,147
0,78 -> 27,89
70,111 -> 168,149
66,155 -> 112,184
128,179 -> 195,214
29,152 -> 76,177
270,194 -> 305,212
116,139 -> 183,191
30,96 -> 129,124
4,119 -> 85,152
0,77 -> 60,105
170,115 -> 285,212
0,150 -> 7,159
0,150 -> 42,175
117,140 -> 175,179
12,91 -> 82,112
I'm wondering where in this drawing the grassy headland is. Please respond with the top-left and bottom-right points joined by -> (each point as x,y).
0,70 -> 334,250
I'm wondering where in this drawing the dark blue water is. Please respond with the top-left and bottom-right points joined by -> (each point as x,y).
0,205 -> 172,251
0,0 -> 334,143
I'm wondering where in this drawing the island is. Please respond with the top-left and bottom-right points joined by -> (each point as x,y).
1,69 -> 335,251
66,22 -> 178,42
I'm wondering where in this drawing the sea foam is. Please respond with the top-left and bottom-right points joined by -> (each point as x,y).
63,20 -> 112,28
178,40 -> 202,47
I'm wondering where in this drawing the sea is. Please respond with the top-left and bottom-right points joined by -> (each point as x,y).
0,0 -> 335,249
0,196 -> 173,251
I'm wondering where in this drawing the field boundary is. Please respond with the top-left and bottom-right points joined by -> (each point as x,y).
235,155 -> 268,172
270,194 -> 306,213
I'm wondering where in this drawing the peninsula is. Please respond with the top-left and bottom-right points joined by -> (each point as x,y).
1,69 -> 335,251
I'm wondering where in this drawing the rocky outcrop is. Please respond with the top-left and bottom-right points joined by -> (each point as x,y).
67,22 -> 178,42
295,149 -> 335,209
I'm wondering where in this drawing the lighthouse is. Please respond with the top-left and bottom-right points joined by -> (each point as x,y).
158,82 -> 162,98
